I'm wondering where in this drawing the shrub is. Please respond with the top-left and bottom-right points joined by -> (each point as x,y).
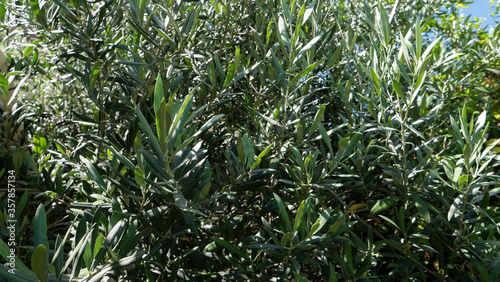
1,0 -> 499,281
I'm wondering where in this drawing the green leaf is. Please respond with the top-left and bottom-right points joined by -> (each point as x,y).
182,211 -> 199,236
15,191 -> 29,220
318,124 -> 334,157
293,35 -> 322,64
327,46 -> 342,69
81,158 -> 107,191
309,104 -> 326,137
214,54 -> 226,84
281,0 -> 291,22
251,144 -> 273,170
29,0 -> 47,28
33,204 -> 49,258
23,152 -> 37,172
135,106 -> 165,160
224,47 -> 241,88
480,191 -> 490,209
377,2 -> 390,46
33,133 -> 47,155
251,108 -> 280,126
329,262 -> 338,282
53,235 -> 63,278
93,233 -> 105,258
187,114 -> 224,142
281,232 -> 293,248
293,200 -> 305,233
266,18 -> 273,45
174,189 -> 187,209
85,253 -> 143,282
369,196 -> 400,216
197,163 -> 212,203
271,51 -> 285,76
416,20 -> 422,58
293,4 -> 305,46
392,80 -> 405,101
154,74 -> 164,115
328,220 -> 356,235
469,257 -> 490,281
311,209 -> 331,238
181,3 -> 200,37
156,98 -> 168,152
338,131 -> 363,160
105,145 -> 136,171
230,61 -> 261,86
242,135 -> 255,169
296,119 -> 305,145
59,229 -> 91,278
378,215 -> 404,233
23,46 -> 34,58
169,73 -> 183,95
88,59 -> 101,101
83,236 -> 93,270
165,7 -> 182,41
409,193 -> 431,223
207,59 -> 217,85
371,68 -> 381,95
31,245 -> 48,282
396,59 -> 411,85
12,148 -> 24,175
91,220 -> 127,270
413,62 -> 428,99
212,237 -> 248,260
475,110 -> 487,132
293,271 -> 307,282
458,174 -> 468,187
450,116 -> 465,149
459,104 -> 472,144
302,1 -> 315,25
274,193 -> 292,232
167,87 -> 196,149
290,145 -> 305,168
291,58 -> 325,85
305,218 -> 321,240
421,36 -> 441,62
277,16 -> 290,47
237,135 -> 246,168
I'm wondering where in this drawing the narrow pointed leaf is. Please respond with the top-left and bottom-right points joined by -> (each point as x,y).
293,200 -> 305,232
370,196 -> 400,216
274,193 -> 292,232
154,74 -> 164,114
31,245 -> 48,282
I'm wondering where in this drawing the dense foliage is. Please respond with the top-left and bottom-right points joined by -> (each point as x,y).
1,0 -> 500,280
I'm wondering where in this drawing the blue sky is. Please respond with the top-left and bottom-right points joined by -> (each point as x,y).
460,0 -> 497,28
